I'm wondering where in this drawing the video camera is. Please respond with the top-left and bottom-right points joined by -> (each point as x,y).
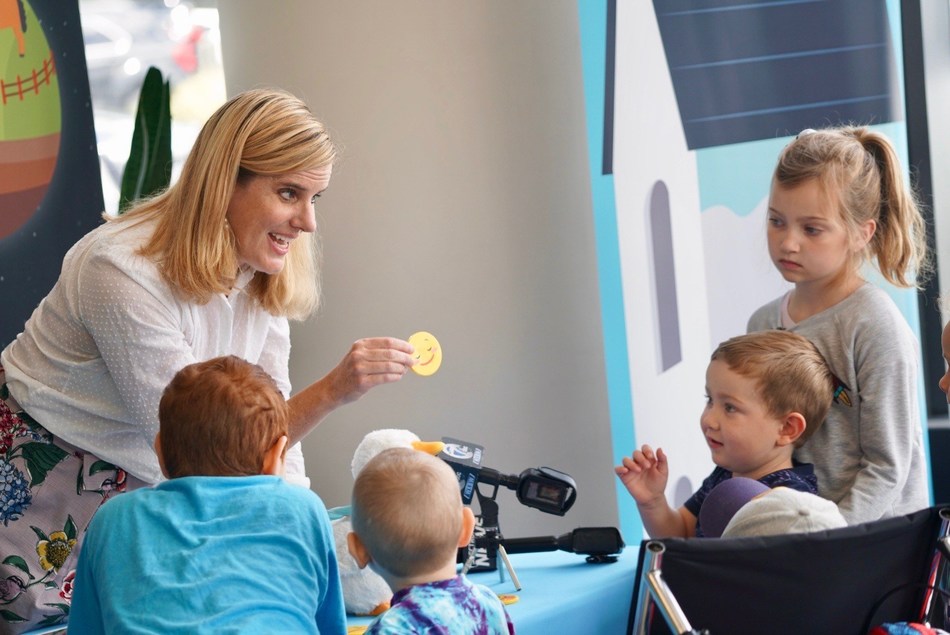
439,437 -> 624,574
438,437 -> 576,516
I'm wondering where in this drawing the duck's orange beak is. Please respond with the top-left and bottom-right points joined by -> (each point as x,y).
411,440 -> 445,456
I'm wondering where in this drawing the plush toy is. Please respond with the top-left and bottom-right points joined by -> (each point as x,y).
331,428 -> 445,616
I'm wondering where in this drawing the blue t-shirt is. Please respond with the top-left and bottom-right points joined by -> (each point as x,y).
684,463 -> 818,537
366,575 -> 514,635
68,475 -> 346,634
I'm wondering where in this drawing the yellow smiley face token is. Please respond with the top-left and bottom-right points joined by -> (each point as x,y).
497,593 -> 520,606
408,331 -> 442,376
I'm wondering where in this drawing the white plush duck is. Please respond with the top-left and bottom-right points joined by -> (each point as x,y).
331,428 -> 445,616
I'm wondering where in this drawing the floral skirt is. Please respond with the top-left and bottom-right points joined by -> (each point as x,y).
0,370 -> 145,634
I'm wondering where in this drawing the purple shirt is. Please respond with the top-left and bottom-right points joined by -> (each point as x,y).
366,574 -> 515,635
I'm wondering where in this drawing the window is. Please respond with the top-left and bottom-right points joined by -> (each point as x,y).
79,0 -> 225,214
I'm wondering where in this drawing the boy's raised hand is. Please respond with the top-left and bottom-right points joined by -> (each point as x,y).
614,444 -> 669,506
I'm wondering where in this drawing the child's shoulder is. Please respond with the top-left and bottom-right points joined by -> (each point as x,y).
842,283 -> 898,310
785,284 -> 908,336
158,475 -> 327,515
405,575 -> 501,605
747,294 -> 785,330
84,480 -> 161,535
229,475 -> 327,509
761,463 -> 818,494
831,284 -> 914,334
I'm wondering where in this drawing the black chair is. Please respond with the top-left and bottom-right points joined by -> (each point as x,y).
628,505 -> 950,635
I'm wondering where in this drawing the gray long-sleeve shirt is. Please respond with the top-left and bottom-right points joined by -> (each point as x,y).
748,283 -> 930,524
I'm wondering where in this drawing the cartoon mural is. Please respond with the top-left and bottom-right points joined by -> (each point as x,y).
0,4 -> 103,628
1,0 -> 27,57
0,0 -> 103,347
0,0 -> 60,239
580,0 -> 922,538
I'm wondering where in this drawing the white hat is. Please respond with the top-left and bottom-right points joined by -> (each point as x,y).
721,487 -> 847,538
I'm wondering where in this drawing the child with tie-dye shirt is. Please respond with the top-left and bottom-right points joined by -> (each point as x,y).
347,447 -> 515,635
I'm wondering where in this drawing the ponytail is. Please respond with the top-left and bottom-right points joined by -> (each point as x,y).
853,129 -> 930,288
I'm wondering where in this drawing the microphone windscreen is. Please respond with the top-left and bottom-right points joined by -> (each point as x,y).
698,477 -> 770,538
438,437 -> 485,503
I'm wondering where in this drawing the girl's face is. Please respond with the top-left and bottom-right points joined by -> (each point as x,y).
766,179 -> 873,290
700,360 -> 791,480
226,166 -> 332,275
939,322 -> 950,401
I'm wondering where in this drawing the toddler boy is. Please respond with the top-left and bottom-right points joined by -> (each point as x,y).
348,447 -> 515,634
616,330 -> 835,538
68,355 -> 346,634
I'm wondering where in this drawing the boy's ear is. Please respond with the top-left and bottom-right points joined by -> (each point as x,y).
777,412 -> 807,447
261,435 -> 289,476
154,432 -> 170,479
347,531 -> 372,569
457,506 -> 476,548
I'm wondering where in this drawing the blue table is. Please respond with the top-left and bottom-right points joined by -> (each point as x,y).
346,548 -> 637,634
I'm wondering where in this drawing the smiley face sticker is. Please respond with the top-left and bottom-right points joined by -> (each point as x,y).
408,331 -> 442,376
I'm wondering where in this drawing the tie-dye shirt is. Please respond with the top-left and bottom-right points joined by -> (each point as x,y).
366,575 -> 515,634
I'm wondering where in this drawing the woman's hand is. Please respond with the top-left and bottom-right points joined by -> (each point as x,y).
288,337 -> 416,443
324,337 -> 416,406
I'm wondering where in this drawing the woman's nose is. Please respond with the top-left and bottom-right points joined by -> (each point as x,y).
294,204 -> 317,233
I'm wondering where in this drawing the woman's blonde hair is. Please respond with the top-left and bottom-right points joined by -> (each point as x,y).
773,126 -> 930,288
111,88 -> 338,319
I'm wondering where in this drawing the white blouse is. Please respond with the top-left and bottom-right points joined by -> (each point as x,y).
1,217 -> 309,486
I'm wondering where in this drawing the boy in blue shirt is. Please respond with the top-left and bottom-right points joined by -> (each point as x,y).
68,355 -> 346,634
347,447 -> 515,634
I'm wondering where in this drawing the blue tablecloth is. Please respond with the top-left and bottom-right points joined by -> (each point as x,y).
346,548 -> 637,634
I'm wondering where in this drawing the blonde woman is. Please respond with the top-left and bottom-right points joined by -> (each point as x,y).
0,89 -> 414,633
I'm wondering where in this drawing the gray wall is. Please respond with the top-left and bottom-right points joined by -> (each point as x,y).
218,2 -> 619,537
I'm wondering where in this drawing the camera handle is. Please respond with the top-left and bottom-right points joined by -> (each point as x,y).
460,486 -> 522,590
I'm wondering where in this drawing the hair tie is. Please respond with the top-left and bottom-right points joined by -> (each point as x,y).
797,128 -> 817,139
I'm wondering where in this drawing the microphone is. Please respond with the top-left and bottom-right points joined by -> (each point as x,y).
437,437 -> 485,503
501,527 -> 625,563
459,526 -> 625,570
438,437 -> 577,516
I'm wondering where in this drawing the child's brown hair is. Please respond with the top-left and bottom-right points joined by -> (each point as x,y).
158,355 -> 288,477
712,330 -> 834,446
